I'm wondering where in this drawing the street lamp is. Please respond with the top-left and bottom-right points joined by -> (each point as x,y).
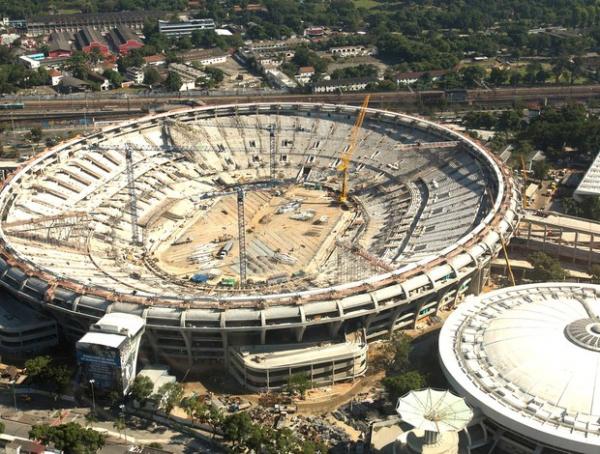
89,379 -> 96,415
119,404 -> 128,444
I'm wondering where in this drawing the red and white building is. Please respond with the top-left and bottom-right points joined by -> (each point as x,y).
108,26 -> 143,55
75,27 -> 110,56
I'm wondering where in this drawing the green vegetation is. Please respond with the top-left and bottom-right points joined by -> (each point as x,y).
143,67 -> 161,86
24,355 -> 73,396
155,381 -> 184,415
222,411 -> 327,453
529,252 -> 567,282
379,332 -> 428,401
382,370 -> 426,401
285,373 -> 311,398
164,71 -> 183,92
129,375 -> 154,404
29,422 -> 105,454
331,64 -> 378,80
562,197 -> 600,221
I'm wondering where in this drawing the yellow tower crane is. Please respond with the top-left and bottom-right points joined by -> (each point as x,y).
338,94 -> 371,204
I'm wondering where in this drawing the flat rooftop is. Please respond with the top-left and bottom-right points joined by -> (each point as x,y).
235,340 -> 364,370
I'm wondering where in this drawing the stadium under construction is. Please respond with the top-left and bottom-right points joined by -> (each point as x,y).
0,102 -> 520,390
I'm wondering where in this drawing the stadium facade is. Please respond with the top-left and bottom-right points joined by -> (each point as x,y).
0,103 -> 519,385
440,283 -> 600,454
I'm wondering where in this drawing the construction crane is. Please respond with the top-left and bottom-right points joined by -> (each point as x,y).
269,124 -> 277,185
338,95 -> 370,204
124,144 -> 142,246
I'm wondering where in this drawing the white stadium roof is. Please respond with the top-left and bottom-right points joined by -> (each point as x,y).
575,151 -> 600,198
439,283 -> 600,454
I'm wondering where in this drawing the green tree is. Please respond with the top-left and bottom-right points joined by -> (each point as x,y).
379,332 -> 412,372
129,375 -> 153,404
164,71 -> 182,91
286,373 -> 311,398
112,417 -> 126,439
29,423 -> 105,454
48,365 -> 72,396
382,370 -> 426,401
532,159 -> 549,180
29,127 -> 43,142
461,66 -> 485,88
102,69 -> 123,87
529,252 -> 567,281
155,382 -> 183,415
222,412 -> 255,448
24,356 -> 52,381
591,264 -> 600,284
143,67 -> 161,86
488,67 -> 508,86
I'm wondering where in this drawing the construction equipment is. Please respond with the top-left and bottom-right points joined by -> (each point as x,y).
338,95 -> 370,204
236,187 -> 247,286
269,124 -> 277,184
124,144 -> 142,246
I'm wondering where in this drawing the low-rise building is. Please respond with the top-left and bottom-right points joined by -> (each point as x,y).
181,49 -> 228,66
75,27 -> 110,56
169,62 -> 206,81
25,11 -> 162,36
143,54 -> 166,67
265,68 -> 297,89
158,18 -> 216,37
304,27 -> 325,38
229,333 -> 368,391
47,68 -> 63,86
313,77 -> 375,93
295,66 -> 314,84
47,31 -> 73,58
108,25 -> 143,55
329,45 -> 374,58
126,66 -> 144,84
394,69 -> 447,85
18,55 -> 40,69
58,75 -> 94,93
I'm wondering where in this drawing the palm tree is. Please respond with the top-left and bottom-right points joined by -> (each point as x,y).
113,417 -> 126,439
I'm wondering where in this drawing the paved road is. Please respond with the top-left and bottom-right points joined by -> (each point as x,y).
0,390 -> 214,453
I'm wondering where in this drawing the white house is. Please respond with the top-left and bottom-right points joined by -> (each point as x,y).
47,68 -> 63,86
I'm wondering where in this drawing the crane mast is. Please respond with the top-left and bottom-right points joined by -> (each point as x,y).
124,145 -> 142,246
338,95 -> 370,204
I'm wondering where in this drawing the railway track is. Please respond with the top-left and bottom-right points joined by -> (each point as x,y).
2,84 -> 600,121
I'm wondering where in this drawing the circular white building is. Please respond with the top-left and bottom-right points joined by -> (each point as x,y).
439,283 -> 600,454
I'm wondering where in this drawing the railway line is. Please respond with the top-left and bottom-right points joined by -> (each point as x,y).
2,84 -> 600,122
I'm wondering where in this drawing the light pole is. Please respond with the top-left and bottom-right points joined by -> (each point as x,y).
119,404 -> 128,444
89,379 -> 96,416
11,380 -> 16,411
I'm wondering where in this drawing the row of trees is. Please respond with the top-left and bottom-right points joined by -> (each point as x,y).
29,422 -> 105,454
129,375 -> 325,452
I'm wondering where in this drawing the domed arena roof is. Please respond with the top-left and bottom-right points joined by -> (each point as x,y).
439,283 -> 600,454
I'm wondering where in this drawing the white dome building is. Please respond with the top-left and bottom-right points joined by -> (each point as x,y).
439,283 -> 600,454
